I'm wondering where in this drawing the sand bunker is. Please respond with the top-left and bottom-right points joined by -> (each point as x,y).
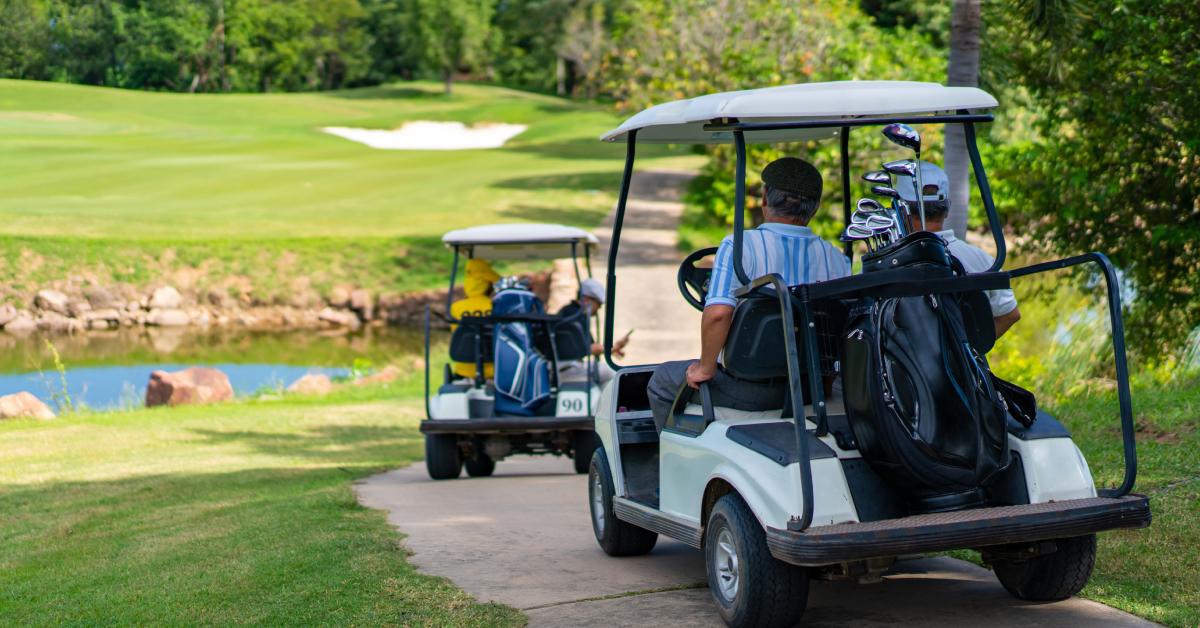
322,120 -> 527,150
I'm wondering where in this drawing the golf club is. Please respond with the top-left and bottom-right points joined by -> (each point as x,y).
862,170 -> 891,184
882,123 -> 926,230
857,198 -> 886,213
870,184 -> 910,236
844,223 -> 876,252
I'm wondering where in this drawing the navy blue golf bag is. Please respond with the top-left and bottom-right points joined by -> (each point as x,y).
492,287 -> 552,416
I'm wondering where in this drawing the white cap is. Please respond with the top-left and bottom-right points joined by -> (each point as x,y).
895,160 -> 949,205
579,278 -> 605,304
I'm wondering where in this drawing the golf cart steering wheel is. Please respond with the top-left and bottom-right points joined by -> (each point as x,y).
677,247 -> 719,311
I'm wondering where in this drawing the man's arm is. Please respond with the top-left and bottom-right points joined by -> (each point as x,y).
994,306 -> 1021,339
686,304 -> 733,388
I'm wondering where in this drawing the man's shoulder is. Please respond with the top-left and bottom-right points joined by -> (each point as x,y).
944,237 -> 995,273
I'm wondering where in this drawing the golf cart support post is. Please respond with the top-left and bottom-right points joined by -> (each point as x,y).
601,110 -> 1138,532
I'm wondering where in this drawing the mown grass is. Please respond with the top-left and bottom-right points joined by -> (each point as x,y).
0,79 -> 700,303
0,384 -> 522,626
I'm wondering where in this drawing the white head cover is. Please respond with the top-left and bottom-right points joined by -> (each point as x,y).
579,278 -> 606,304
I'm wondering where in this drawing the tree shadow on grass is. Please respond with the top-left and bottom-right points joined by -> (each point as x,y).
499,205 -> 611,226
187,423 -> 422,464
328,85 -> 444,101
491,171 -> 618,193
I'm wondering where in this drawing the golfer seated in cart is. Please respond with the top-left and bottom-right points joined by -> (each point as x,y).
647,157 -> 850,431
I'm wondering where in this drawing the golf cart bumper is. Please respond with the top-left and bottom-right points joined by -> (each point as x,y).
419,417 -> 594,435
767,495 -> 1151,567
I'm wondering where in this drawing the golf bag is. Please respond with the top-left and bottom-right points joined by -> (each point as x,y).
841,232 -> 1010,513
492,287 -> 552,416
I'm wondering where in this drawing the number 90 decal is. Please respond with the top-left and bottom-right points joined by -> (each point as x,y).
558,396 -> 586,416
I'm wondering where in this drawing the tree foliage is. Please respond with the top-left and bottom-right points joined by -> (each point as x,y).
987,0 -> 1200,350
404,0 -> 497,94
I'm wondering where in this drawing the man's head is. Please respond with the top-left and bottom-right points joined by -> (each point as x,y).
579,277 -> 605,313
894,161 -> 950,231
761,157 -> 822,225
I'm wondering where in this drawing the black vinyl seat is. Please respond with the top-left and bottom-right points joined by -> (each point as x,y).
722,293 -> 848,383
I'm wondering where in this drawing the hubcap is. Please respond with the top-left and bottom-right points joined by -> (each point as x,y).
591,472 -> 606,536
714,528 -> 739,601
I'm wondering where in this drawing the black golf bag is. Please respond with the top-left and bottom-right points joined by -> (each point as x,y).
841,232 -> 1010,513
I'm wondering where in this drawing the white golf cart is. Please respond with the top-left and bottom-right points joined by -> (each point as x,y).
586,82 -> 1150,627
421,223 -> 603,479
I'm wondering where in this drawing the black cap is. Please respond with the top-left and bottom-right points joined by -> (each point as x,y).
762,157 -> 822,210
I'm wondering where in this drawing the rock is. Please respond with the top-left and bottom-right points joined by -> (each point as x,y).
36,311 -> 81,333
0,392 -> 55,420
145,367 -> 234,407
287,374 -> 334,395
4,312 -> 37,334
149,286 -> 183,310
547,258 -> 580,312
188,309 -> 211,326
84,285 -> 120,309
34,289 -> 70,314
328,286 -> 351,308
206,288 -> 235,309
318,307 -> 360,328
353,365 -> 403,386
89,319 -> 114,330
67,299 -> 91,318
84,308 -> 122,324
0,304 -> 17,327
146,308 -> 190,326
350,289 -> 374,320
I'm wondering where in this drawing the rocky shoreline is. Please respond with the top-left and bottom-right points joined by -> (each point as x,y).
0,271 -> 553,337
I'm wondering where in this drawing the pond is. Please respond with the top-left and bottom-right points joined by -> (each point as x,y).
0,326 -> 426,411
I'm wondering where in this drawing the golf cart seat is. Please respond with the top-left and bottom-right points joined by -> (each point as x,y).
723,293 -> 846,383
448,320 -> 494,371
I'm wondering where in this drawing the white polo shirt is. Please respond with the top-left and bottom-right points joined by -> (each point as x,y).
937,229 -> 1018,317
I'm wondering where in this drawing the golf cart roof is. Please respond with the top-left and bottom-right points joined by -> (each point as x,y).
442,223 -> 599,260
601,81 -> 998,144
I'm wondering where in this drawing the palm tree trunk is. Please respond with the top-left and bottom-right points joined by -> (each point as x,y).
945,0 -> 981,239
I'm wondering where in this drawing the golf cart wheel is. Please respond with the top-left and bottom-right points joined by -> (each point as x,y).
993,534 -> 1097,601
464,453 -> 496,477
424,433 -> 462,480
589,449 -> 657,556
572,430 -> 601,475
705,494 -> 808,628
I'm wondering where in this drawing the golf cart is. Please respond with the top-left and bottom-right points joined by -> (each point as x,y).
421,223 -> 603,479
586,82 -> 1151,627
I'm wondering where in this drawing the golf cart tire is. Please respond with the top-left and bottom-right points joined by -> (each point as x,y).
589,449 -> 658,556
425,433 -> 462,480
465,453 -> 496,478
993,534 -> 1097,601
706,494 -> 808,628
572,431 -> 601,475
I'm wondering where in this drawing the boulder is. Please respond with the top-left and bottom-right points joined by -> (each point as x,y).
3,312 -> 37,334
84,308 -> 122,324
34,289 -> 70,314
145,367 -> 234,407
0,392 -> 55,420
328,286 -> 352,308
84,285 -> 120,309
350,289 -> 374,320
318,307 -> 361,328
67,299 -> 91,318
0,304 -> 17,327
37,311 -> 81,333
146,308 -> 190,326
206,288 -> 235,308
149,286 -> 183,310
287,373 -> 334,395
353,365 -> 402,386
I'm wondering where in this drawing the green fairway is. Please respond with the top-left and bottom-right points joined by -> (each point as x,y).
0,79 -> 691,239
0,386 -> 523,625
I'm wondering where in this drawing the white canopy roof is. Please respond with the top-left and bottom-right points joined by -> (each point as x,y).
442,223 -> 599,260
601,81 -> 998,144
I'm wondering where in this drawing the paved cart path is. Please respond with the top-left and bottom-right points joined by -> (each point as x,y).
356,458 -> 1153,627
358,171 -> 1152,625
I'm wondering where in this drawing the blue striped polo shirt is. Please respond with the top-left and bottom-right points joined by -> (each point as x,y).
706,223 -> 851,308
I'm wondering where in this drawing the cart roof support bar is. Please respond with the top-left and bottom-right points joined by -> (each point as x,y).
605,129 -> 638,371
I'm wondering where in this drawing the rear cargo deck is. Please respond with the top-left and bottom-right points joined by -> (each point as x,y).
767,495 -> 1151,566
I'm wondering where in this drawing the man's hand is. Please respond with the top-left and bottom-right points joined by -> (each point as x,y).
591,341 -> 624,358
613,335 -> 629,357
686,360 -> 717,389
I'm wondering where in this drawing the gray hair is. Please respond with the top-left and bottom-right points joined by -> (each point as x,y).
765,186 -> 819,222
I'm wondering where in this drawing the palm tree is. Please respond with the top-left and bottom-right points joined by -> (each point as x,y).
943,0 -> 981,239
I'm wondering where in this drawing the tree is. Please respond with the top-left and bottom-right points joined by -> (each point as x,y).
406,0 -> 496,95
943,0 -> 980,239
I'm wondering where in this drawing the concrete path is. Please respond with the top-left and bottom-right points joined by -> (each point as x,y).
356,458 -> 1153,627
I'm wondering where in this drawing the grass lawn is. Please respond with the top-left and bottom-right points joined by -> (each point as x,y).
0,384 -> 522,625
0,79 -> 700,302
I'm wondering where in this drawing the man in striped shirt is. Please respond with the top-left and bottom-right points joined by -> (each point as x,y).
648,157 -> 851,432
